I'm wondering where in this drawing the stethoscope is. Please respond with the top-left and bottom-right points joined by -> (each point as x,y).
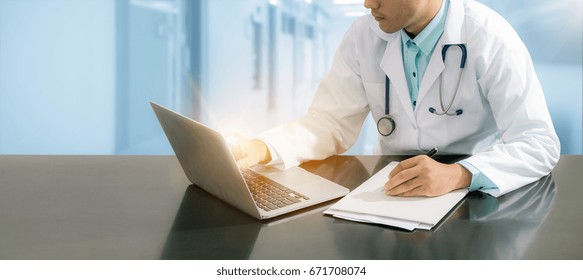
377,43 -> 467,137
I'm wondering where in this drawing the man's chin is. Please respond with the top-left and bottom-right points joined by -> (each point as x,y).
378,25 -> 400,34
376,22 -> 400,34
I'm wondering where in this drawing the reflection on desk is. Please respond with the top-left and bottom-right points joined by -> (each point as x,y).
0,155 -> 579,259
326,175 -> 556,259
161,156 -> 375,259
161,156 -> 557,260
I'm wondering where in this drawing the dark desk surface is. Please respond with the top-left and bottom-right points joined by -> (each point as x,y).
0,155 -> 581,259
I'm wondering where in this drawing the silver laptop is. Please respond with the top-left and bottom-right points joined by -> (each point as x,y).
151,102 -> 349,219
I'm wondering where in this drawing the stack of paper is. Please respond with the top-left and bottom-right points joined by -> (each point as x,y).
324,162 -> 468,231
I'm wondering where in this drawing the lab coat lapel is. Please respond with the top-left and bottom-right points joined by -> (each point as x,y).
417,46 -> 445,106
380,32 -> 415,124
416,0 -> 466,108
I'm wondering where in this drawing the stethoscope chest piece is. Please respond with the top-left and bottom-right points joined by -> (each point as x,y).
377,116 -> 396,136
377,76 -> 396,137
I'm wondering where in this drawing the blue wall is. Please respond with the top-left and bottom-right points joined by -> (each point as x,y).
0,0 -> 116,154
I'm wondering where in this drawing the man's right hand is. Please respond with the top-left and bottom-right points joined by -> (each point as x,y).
226,134 -> 272,169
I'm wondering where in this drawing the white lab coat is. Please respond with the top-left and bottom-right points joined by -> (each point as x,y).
258,0 -> 560,197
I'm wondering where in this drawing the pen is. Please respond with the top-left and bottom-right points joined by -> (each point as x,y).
425,147 -> 438,158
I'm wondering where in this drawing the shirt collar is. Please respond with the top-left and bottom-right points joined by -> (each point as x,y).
401,0 -> 448,56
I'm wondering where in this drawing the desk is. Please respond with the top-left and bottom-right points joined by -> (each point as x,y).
0,155 -> 581,259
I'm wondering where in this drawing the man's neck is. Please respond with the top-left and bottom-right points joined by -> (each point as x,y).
405,0 -> 444,38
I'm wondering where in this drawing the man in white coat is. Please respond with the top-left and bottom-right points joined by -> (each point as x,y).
231,0 -> 560,198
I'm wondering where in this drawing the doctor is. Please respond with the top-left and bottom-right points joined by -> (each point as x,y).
231,0 -> 560,197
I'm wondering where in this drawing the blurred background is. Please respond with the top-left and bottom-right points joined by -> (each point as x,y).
0,0 -> 581,155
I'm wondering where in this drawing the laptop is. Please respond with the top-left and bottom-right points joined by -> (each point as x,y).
150,102 -> 349,219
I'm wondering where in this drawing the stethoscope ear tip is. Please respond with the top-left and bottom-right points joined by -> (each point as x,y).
429,107 -> 463,116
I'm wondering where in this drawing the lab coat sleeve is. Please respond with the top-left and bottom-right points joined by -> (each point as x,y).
258,23 -> 370,169
463,31 -> 560,197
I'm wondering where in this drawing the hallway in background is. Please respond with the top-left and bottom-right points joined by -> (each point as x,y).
0,0 -> 581,155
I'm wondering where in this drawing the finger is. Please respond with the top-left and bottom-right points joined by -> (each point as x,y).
396,185 -> 433,197
386,165 -> 421,191
389,162 -> 406,179
389,156 -> 422,178
386,177 -> 422,196
224,133 -> 247,159
236,155 -> 260,169
231,144 -> 246,161
234,139 -> 257,161
224,133 -> 243,148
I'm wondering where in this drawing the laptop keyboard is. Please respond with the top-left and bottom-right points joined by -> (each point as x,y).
242,169 -> 310,212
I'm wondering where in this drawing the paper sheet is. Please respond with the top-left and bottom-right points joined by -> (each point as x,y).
324,162 -> 468,230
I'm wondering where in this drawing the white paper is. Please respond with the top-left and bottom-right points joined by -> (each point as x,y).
324,162 -> 468,230
325,209 -> 421,231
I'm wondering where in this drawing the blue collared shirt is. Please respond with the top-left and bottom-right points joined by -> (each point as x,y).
400,0 -> 497,193
400,0 -> 448,110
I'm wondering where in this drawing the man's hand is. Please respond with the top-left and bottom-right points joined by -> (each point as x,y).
225,133 -> 271,169
384,155 -> 471,197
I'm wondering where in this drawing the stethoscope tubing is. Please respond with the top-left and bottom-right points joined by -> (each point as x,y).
377,44 -> 467,136
432,43 -> 466,116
